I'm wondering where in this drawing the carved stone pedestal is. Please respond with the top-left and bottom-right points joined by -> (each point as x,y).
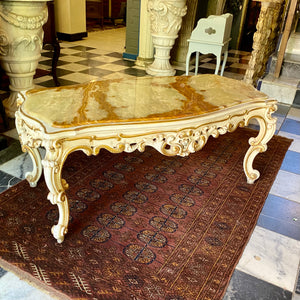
0,0 -> 49,118
146,0 -> 187,76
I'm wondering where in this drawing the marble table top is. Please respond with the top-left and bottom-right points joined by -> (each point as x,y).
22,75 -> 268,129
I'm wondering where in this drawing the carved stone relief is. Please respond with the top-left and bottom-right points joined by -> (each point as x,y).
146,0 -> 187,76
0,1 -> 49,118
244,0 -> 285,85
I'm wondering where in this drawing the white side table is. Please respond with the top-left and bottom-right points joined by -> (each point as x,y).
186,13 -> 233,76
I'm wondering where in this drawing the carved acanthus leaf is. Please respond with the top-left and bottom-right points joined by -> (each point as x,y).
0,30 -> 9,55
11,34 -> 42,55
148,0 -> 187,34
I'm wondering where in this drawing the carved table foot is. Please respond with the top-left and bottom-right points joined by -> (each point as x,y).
43,156 -> 70,243
243,107 -> 277,184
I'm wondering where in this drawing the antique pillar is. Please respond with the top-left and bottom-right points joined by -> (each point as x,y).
244,0 -> 284,85
171,0 -> 198,67
146,0 -> 187,76
0,0 -> 49,118
135,0 -> 154,67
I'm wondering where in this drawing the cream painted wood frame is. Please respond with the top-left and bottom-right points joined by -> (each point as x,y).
15,75 -> 277,243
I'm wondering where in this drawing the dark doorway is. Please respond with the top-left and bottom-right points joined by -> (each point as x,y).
240,1 -> 261,51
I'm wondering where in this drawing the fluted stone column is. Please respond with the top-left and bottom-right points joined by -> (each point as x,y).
0,0 -> 49,118
136,0 -> 154,67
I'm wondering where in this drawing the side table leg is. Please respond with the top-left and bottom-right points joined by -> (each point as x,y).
220,50 -> 228,76
42,153 -> 69,243
243,113 -> 277,184
51,40 -> 60,87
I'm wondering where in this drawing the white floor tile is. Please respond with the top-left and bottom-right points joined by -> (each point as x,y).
222,72 -> 245,80
60,48 -> 82,55
59,73 -> 99,84
236,226 -> 300,291
287,107 -> 300,121
59,55 -> 86,63
0,272 -> 55,300
270,170 -> 300,203
101,72 -> 133,80
293,293 -> 300,300
58,63 -> 89,72
230,62 -> 249,69
197,63 -> 217,70
87,49 -> 111,55
74,29 -> 126,52
34,76 -> 53,84
98,63 -> 128,71
278,131 -> 300,153
92,55 -> 121,63
0,149 -> 45,179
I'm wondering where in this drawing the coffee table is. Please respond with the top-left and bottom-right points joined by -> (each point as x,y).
15,75 -> 277,243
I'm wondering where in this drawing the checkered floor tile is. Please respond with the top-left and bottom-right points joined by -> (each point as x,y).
35,45 -> 250,89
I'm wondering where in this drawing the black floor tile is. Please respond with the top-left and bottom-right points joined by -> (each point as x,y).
41,51 -> 67,58
36,80 -> 59,88
0,267 -> 7,278
113,59 -> 136,67
257,194 -> 300,240
175,69 -> 185,76
106,52 -> 123,58
39,59 -> 70,67
122,68 -> 147,77
57,79 -> 82,87
196,67 -> 215,74
280,118 -> 300,135
55,68 -> 74,77
296,268 -> 300,294
281,150 -> 300,174
68,45 -> 96,51
0,137 -> 22,165
223,269 -> 292,300
227,53 -> 244,58
0,135 -> 7,150
258,214 -> 300,240
276,104 -> 291,116
225,67 -> 246,75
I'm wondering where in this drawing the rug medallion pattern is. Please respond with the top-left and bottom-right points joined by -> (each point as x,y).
0,128 -> 292,299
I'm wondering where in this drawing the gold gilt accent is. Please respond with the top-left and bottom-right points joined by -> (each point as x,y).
69,272 -> 92,295
15,75 -> 277,243
30,263 -> 51,286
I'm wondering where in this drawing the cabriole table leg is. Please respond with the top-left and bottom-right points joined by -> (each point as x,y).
243,112 -> 277,184
42,152 -> 70,243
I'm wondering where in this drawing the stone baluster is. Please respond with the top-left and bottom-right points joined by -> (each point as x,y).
0,0 -> 49,119
146,0 -> 187,76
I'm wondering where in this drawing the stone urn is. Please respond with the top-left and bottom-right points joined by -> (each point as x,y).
0,0 -> 49,118
146,0 -> 187,76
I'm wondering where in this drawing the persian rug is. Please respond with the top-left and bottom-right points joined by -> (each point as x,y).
0,128 -> 292,300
